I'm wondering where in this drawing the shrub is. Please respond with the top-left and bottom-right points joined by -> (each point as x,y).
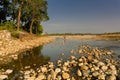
11,32 -> 20,38
0,21 -> 16,31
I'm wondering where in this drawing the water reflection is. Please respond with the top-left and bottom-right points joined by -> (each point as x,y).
0,45 -> 50,77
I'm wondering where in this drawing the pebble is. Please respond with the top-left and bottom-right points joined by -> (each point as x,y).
77,69 -> 82,76
36,73 -> 46,80
5,69 -> 13,74
98,74 -> 105,80
80,65 -> 88,70
62,72 -> 70,79
0,75 -> 8,80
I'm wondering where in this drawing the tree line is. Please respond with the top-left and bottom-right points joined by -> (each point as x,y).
0,0 -> 49,34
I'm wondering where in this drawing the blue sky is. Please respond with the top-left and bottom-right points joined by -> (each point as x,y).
42,0 -> 120,33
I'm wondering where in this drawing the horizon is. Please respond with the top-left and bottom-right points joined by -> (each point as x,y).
42,0 -> 120,34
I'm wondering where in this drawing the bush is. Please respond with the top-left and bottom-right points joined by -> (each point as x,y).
0,21 -> 16,31
11,32 -> 20,38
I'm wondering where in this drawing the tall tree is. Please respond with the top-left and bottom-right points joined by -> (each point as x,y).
25,0 -> 49,34
11,0 -> 25,31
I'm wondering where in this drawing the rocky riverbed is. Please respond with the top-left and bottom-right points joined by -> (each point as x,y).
0,45 -> 120,80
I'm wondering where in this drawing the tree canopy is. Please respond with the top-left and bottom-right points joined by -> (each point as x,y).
0,0 -> 49,34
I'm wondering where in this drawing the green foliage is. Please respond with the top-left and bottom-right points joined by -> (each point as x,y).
0,21 -> 16,31
0,0 -> 49,35
11,31 -> 19,38
37,25 -> 43,34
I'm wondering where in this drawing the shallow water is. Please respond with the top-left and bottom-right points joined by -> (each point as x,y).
42,38 -> 120,62
0,38 -> 120,79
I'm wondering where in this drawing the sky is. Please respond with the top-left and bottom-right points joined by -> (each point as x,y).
42,0 -> 120,33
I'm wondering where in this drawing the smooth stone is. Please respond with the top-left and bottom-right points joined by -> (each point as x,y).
93,66 -> 99,71
93,59 -> 99,63
41,66 -> 47,73
5,69 -> 13,74
51,70 -> 57,80
78,49 -> 83,54
92,71 -> 99,77
98,62 -> 105,66
78,63 -> 84,66
48,63 -> 54,69
101,66 -> 108,71
57,76 -> 62,80
82,70 -> 90,77
63,61 -> 70,67
62,66 -> 69,72
24,70 -> 31,75
55,68 -> 61,73
98,74 -> 105,80
36,73 -> 46,80
0,75 -> 8,80
25,66 -> 31,69
94,52 -> 99,59
70,56 -> 76,60
62,72 -> 70,79
71,77 -> 75,80
107,51 -> 112,55
77,69 -> 82,76
87,55 -> 92,62
80,65 -> 88,70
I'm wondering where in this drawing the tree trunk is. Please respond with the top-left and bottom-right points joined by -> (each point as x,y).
30,19 -> 34,34
17,6 -> 21,31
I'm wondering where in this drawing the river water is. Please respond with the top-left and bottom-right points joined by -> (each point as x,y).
0,38 -> 120,79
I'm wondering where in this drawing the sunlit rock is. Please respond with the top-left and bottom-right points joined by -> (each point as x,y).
5,69 -> 13,74
62,72 -> 70,79
51,70 -> 57,80
41,66 -> 47,73
98,74 -> 106,80
92,71 -> 99,77
87,55 -> 93,62
63,61 -> 70,67
55,68 -> 61,74
77,69 -> 82,76
78,49 -> 83,54
101,66 -> 108,71
36,73 -> 46,80
0,75 -> 8,80
70,56 -> 76,60
82,70 -> 90,77
57,75 -> 62,80
62,66 -> 69,72
80,65 -> 88,70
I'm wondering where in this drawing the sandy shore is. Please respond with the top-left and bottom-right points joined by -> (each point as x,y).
59,34 -> 120,40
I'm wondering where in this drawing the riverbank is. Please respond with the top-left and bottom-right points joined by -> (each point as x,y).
0,30 -> 56,64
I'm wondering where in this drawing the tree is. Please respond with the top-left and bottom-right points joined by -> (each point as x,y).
0,0 -> 49,35
11,0 -> 25,31
25,0 -> 49,34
